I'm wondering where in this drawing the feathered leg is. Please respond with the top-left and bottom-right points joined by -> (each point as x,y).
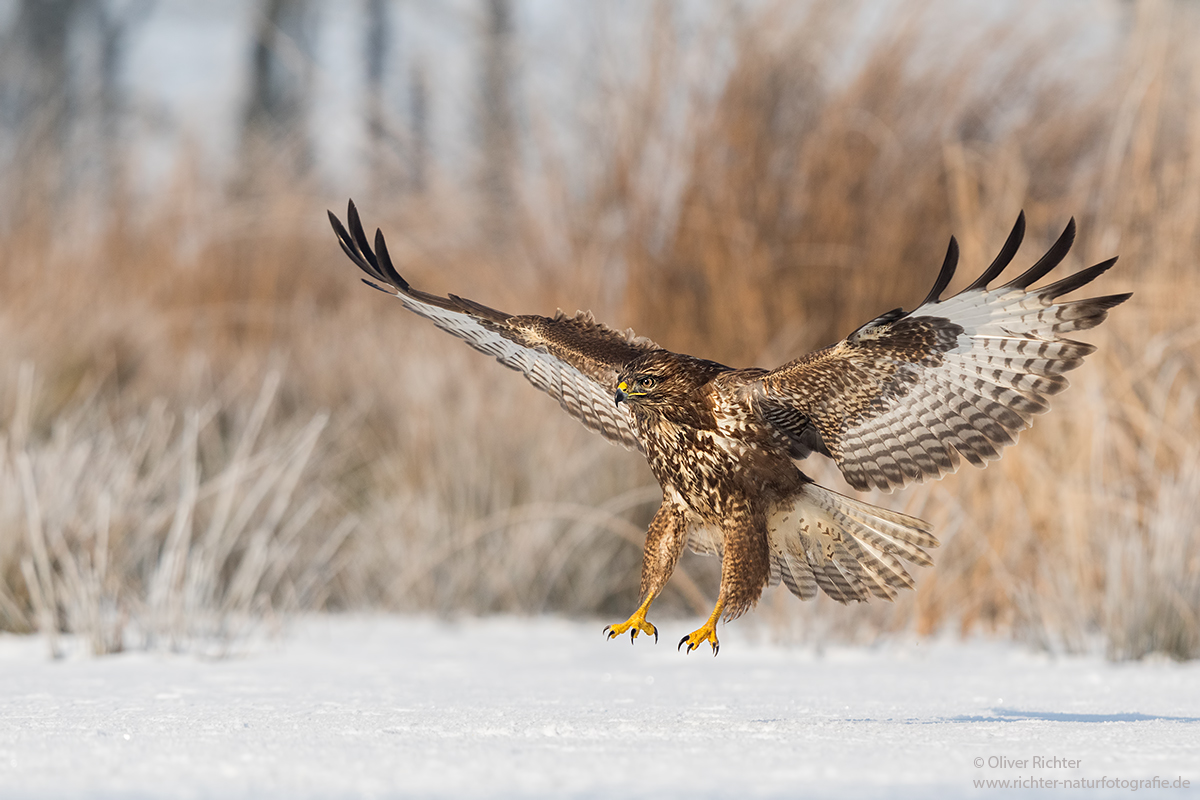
679,509 -> 769,655
604,501 -> 688,644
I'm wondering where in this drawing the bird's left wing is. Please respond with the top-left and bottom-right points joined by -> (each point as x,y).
746,213 -> 1131,492
329,201 -> 657,451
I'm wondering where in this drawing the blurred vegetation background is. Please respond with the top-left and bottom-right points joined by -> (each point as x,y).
0,0 -> 1195,660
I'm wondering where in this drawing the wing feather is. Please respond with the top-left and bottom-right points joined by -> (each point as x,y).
749,213 -> 1130,491
330,201 -> 659,451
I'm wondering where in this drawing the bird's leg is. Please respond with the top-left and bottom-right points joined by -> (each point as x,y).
605,502 -> 688,645
679,510 -> 767,656
678,595 -> 725,655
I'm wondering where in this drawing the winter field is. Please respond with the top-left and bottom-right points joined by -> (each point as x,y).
2,615 -> 1197,799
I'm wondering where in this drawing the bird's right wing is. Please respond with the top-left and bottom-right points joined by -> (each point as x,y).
329,201 -> 658,451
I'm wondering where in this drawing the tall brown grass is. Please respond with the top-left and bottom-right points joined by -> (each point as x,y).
0,1 -> 1196,658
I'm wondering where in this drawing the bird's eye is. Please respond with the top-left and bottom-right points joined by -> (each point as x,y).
637,376 -> 658,390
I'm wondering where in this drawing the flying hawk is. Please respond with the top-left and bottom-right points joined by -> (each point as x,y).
329,201 -> 1129,654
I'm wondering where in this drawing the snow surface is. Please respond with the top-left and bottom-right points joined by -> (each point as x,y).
2,615 -> 1198,799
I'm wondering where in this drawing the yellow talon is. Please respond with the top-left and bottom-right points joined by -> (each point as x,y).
678,623 -> 720,655
679,599 -> 724,655
604,600 -> 658,644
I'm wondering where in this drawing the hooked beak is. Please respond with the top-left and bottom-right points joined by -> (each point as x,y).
615,381 -> 629,407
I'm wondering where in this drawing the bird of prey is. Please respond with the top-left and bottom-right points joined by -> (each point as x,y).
329,201 -> 1129,655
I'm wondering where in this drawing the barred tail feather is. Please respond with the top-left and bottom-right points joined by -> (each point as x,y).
766,483 -> 938,605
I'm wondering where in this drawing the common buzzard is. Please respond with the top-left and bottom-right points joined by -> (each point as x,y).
330,202 -> 1128,654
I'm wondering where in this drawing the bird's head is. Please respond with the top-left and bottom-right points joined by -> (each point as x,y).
614,350 -> 728,417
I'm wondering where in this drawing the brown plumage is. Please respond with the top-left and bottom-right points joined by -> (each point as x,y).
330,202 -> 1130,654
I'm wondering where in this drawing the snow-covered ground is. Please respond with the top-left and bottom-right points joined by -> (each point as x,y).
2,616 -> 1197,799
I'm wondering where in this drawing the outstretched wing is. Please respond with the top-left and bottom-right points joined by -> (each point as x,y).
749,213 -> 1131,492
329,201 -> 658,450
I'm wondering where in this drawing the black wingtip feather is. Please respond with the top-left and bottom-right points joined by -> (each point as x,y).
361,278 -> 394,294
1003,217 -> 1076,290
1037,257 -> 1120,300
1087,292 -> 1133,312
346,200 -> 379,275
919,236 -> 958,306
374,227 -> 410,292
966,211 -> 1026,291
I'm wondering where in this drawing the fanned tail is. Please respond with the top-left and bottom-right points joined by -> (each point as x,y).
766,483 -> 938,603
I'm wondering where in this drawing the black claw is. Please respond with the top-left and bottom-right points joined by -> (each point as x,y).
677,636 -> 687,652
713,644 -> 719,657
653,630 -> 658,644
630,630 -> 635,645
